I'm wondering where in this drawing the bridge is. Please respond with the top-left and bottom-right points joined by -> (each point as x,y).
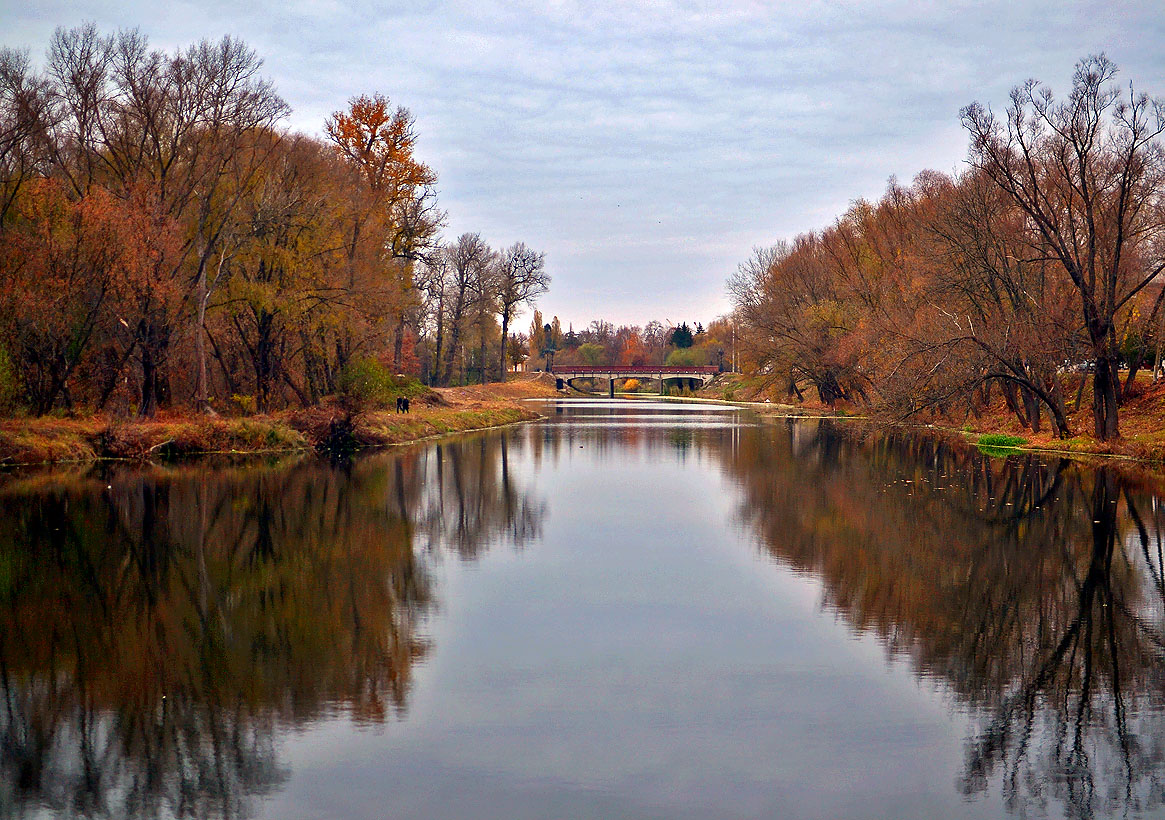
547,365 -> 720,396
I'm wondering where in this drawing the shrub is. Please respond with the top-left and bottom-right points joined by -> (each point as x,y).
977,432 -> 1028,457
978,433 -> 1028,447
232,394 -> 257,415
622,378 -> 641,392
338,357 -> 426,407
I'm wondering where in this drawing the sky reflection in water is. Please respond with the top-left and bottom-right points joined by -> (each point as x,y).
3,400 -> 1165,819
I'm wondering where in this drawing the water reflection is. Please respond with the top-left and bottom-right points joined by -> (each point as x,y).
718,420 -> 1165,819
3,404 -> 1165,819
0,434 -> 543,820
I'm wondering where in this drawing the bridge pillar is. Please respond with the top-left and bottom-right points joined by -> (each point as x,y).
609,378 -> 615,398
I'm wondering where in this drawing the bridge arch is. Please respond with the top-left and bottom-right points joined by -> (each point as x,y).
549,365 -> 719,396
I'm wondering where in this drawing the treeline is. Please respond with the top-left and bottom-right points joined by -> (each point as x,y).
525,314 -> 733,371
729,55 -> 1165,440
0,25 -> 548,417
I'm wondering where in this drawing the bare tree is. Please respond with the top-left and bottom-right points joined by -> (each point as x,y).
962,54 -> 1165,439
0,48 -> 52,225
495,242 -> 548,381
415,254 -> 449,385
440,233 -> 493,385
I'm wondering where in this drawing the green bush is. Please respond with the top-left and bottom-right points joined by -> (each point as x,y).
978,433 -> 1028,447
665,347 -> 706,367
977,432 -> 1028,457
577,343 -> 605,366
338,357 -> 426,407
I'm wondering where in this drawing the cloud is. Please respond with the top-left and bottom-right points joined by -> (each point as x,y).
5,0 -> 1165,326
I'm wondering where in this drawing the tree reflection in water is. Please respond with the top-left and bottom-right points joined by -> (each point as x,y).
0,431 -> 543,820
6,412 -> 1165,820
719,419 -> 1165,819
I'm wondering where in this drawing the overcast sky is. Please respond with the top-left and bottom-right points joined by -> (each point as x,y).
4,1 -> 1164,329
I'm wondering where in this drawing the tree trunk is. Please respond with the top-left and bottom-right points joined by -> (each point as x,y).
139,336 -> 157,419
478,316 -> 488,385
1092,352 -> 1120,440
443,320 -> 462,387
392,315 -> 405,370
135,318 -> 170,419
815,371 -> 845,404
206,328 -> 240,397
1074,373 -> 1087,412
1109,328 -> 1123,404
1047,376 -> 1068,438
498,313 -> 510,383
1000,379 -> 1028,428
255,311 -> 274,412
1022,387 -> 1041,433
96,341 -> 138,411
1125,361 -> 1140,393
1156,310 -> 1165,382
196,261 -> 209,411
432,293 -> 445,386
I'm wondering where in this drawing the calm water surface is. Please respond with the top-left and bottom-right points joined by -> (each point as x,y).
3,400 -> 1165,819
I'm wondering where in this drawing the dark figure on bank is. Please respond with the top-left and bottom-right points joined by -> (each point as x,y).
396,396 -> 410,414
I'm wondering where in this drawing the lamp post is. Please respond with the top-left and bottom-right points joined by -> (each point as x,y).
732,321 -> 736,373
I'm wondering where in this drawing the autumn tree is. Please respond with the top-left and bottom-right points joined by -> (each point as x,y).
617,328 -> 648,366
917,170 -> 1078,435
729,238 -> 868,404
507,332 -> 528,371
218,135 -> 349,410
0,181 -> 177,413
0,28 -> 553,412
35,25 -> 290,415
962,54 -> 1165,439
325,93 -> 441,373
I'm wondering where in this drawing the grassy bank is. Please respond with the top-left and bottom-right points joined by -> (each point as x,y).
0,374 -> 559,465
697,371 -> 1165,467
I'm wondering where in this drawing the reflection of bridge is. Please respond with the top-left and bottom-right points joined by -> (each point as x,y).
548,365 -> 720,396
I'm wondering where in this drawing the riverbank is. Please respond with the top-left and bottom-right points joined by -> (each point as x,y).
696,371 -> 1165,466
0,375 -> 561,465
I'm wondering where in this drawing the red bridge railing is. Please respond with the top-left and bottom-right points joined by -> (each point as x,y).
547,365 -> 719,375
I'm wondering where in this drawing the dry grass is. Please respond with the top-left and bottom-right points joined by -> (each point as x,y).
0,413 -> 310,464
699,370 -> 1165,467
0,376 -> 554,465
436,372 -> 561,403
357,405 -> 539,446
922,374 -> 1165,463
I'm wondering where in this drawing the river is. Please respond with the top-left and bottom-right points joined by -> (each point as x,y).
3,399 -> 1164,819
